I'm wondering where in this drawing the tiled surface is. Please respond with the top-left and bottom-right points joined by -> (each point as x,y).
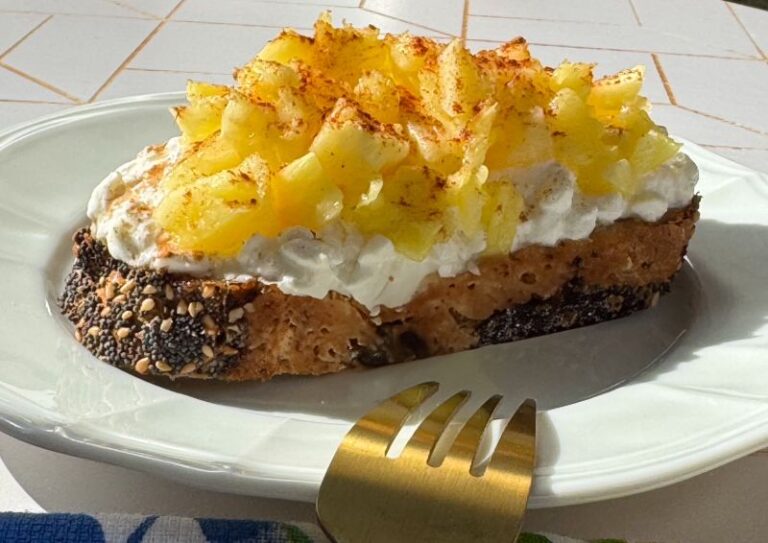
0,0 -> 765,174
0,0 -> 767,538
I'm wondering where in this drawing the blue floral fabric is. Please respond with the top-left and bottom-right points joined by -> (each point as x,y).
0,513 -> 625,542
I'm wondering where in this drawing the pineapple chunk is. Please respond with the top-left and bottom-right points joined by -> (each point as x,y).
630,129 -> 681,175
164,137 -> 242,191
354,70 -> 400,124
482,181 -> 524,254
172,98 -> 228,143
258,29 -> 314,65
272,152 -> 343,230
550,62 -> 594,100
310,100 -> 409,204
589,66 -> 645,112
156,156 -> 277,255
235,59 -> 300,103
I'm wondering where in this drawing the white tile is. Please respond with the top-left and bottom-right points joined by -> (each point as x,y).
113,0 -> 180,18
0,0 -> 146,17
633,0 -> 759,58
130,21 -> 277,73
173,1 -> 449,35
467,16 -> 756,58
730,2 -> 768,55
470,0 -> 637,25
0,13 -> 48,55
650,104 -> 768,148
364,0 -> 463,35
703,147 -> 768,173
0,100 -> 69,128
99,69 -> 232,100
529,44 -> 669,104
0,65 -> 71,102
657,54 -> 768,134
3,15 -> 157,101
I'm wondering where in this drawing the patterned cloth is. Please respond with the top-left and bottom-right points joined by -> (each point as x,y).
0,513 -> 626,543
0,514 -> 321,543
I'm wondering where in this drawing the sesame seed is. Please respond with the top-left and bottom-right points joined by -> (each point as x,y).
100,306 -> 111,317
202,344 -> 214,358
202,285 -> 216,298
142,285 -> 158,295
120,279 -> 136,294
243,303 -> 255,313
74,329 -> 82,342
104,282 -> 115,300
116,327 -> 130,339
180,362 -> 197,375
87,326 -> 100,337
121,310 -> 133,320
165,285 -> 174,300
176,300 -> 188,315
160,318 -> 173,332
188,301 -> 204,318
155,360 -> 172,372
228,308 -> 245,323
221,346 -> 239,356
140,298 -> 156,313
135,357 -> 150,374
112,294 -> 126,305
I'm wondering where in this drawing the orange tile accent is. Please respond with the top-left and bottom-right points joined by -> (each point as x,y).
0,15 -> 51,60
678,105 -> 768,137
725,1 -> 767,61
0,62 -> 81,103
651,53 -> 677,105
105,0 -> 161,19
89,0 -> 189,102
627,0 -> 642,26
360,8 -> 454,37
461,0 -> 470,42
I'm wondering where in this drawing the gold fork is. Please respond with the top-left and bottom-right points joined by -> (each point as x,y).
316,382 -> 536,543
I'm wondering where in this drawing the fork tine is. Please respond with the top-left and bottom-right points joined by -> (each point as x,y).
401,390 -> 470,464
487,398 -> 536,476
339,382 -> 439,456
440,394 -> 503,469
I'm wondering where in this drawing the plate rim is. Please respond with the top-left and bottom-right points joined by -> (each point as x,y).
1,93 -> 767,507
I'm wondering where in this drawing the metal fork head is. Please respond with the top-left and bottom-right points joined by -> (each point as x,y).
317,382 -> 537,543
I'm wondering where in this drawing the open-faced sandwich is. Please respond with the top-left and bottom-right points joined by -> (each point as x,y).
60,15 -> 699,381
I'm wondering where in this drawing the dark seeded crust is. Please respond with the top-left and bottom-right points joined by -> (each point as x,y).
60,197 -> 699,380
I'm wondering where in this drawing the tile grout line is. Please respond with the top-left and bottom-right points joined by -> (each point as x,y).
700,143 -> 768,151
0,15 -> 52,61
0,62 -> 82,103
103,0 -> 161,20
469,13 -> 624,27
627,0 -> 642,26
460,0 -> 470,43
0,9 -> 152,21
651,53 -> 677,105
469,38 -> 762,62
677,104 -> 768,136
89,0 -> 189,102
0,98 -> 71,105
125,67 -> 232,76
724,1 -> 767,62
359,7 -> 453,37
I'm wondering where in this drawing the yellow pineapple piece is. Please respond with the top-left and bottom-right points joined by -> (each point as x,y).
156,156 -> 277,256
164,137 -> 242,191
354,70 -> 400,124
257,29 -> 314,65
310,99 -> 409,204
235,59 -> 300,103
172,81 -> 231,143
589,66 -> 645,112
630,128 -> 681,175
550,62 -> 594,100
271,152 -> 343,231
482,181 -> 524,254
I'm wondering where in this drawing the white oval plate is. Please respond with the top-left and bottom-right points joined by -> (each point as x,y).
0,94 -> 767,507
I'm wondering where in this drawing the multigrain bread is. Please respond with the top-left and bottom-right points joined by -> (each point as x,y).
60,197 -> 698,381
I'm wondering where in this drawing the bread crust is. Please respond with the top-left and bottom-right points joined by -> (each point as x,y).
60,197 -> 699,381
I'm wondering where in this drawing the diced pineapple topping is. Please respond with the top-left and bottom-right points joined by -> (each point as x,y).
156,14 -> 681,257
